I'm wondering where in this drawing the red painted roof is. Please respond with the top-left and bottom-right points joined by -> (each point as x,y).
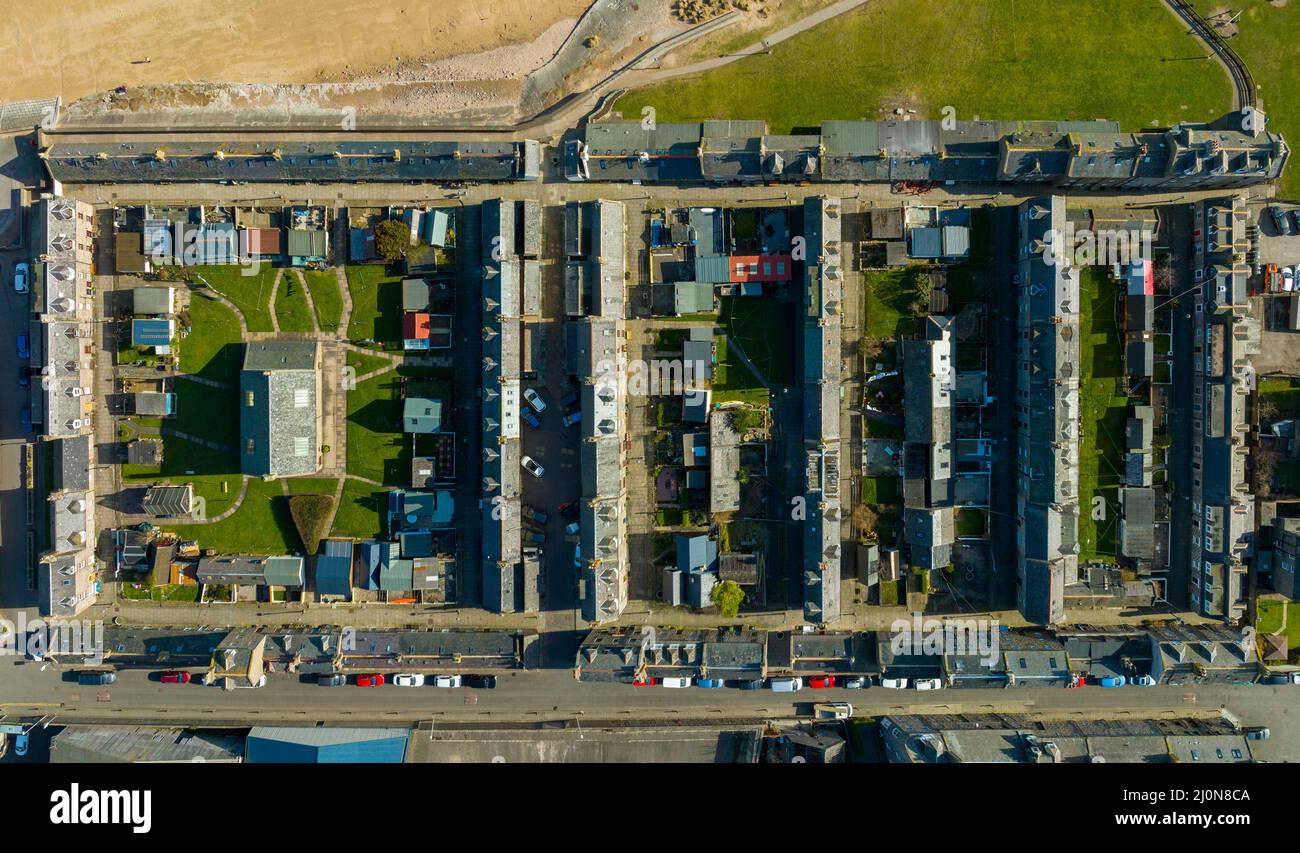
728,254 -> 792,283
403,312 -> 431,339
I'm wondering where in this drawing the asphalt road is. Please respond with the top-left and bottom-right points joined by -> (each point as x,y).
2,656 -> 1298,761
0,246 -> 34,618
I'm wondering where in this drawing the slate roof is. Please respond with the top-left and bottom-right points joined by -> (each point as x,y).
240,340 -> 319,477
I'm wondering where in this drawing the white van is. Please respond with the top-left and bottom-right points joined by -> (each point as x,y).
768,677 -> 803,693
661,677 -> 692,688
914,678 -> 943,691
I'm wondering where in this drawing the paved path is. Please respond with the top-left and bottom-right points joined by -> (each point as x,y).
335,266 -> 354,335
174,373 -> 233,390
266,268 -> 282,333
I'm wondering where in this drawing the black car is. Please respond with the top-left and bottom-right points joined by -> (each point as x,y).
559,501 -> 580,521
77,670 -> 117,686
317,673 -> 346,687
464,675 -> 498,689
732,679 -> 765,690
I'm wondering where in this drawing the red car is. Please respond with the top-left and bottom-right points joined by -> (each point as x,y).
632,676 -> 659,687
355,673 -> 385,687
808,676 -> 836,689
159,671 -> 191,684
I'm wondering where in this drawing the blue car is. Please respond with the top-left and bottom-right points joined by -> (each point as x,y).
1097,675 -> 1126,688
696,678 -> 724,689
17,333 -> 30,359
522,408 -> 541,429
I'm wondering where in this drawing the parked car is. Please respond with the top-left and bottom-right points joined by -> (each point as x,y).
661,677 -> 692,688
843,676 -> 869,689
15,733 -> 29,757
562,411 -> 582,428
355,673 -> 385,687
1265,673 -> 1291,685
808,676 -> 836,689
523,387 -> 547,413
393,673 -> 425,687
159,671 -> 191,684
1291,209 -> 1300,233
1131,674 -> 1156,687
464,675 -> 497,689
1269,205 -> 1291,234
522,408 -> 541,429
572,543 -> 582,568
559,390 -> 580,408
522,506 -> 549,525
525,530 -> 546,545
565,521 -> 580,536
696,678 -> 724,689
317,673 -> 346,687
18,369 -> 29,387
768,677 -> 803,693
735,679 -> 765,690
1246,727 -> 1270,741
521,455 -> 545,478
77,670 -> 116,686
1285,266 -> 1295,292
16,333 -> 30,360
433,675 -> 462,688
20,407 -> 31,433
914,678 -> 943,691
632,676 -> 659,687
13,261 -> 28,294
559,501 -> 580,520
880,677 -> 909,690
1097,675 -> 1126,688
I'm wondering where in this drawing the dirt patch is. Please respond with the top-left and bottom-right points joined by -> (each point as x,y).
1205,6 -> 1240,37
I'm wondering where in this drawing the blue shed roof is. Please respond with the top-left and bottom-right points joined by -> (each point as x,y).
131,318 -> 173,347
245,726 -> 409,763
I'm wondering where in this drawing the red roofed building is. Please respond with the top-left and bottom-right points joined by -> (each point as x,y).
403,312 -> 432,350
728,254 -> 792,283
242,227 -> 281,257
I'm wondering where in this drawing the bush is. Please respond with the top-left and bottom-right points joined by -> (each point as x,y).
289,493 -> 335,554
374,219 -> 410,262
710,580 -> 745,617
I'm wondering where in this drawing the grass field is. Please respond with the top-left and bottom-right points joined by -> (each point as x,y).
347,349 -> 394,378
1258,375 -> 1300,419
121,436 -> 243,520
275,269 -> 316,332
1077,266 -> 1128,562
303,269 -> 346,332
284,477 -> 341,495
121,583 -> 200,602
1257,598 -> 1300,662
1192,0 -> 1300,199
864,268 -> 924,341
345,264 -> 404,345
861,476 -> 898,505
617,0 -> 1231,134
179,291 -> 242,385
718,296 -> 796,387
332,478 -> 388,539
712,334 -> 771,407
162,477 -> 301,554
956,507 -> 988,538
190,265 -> 278,333
172,378 -> 239,450
346,366 -> 450,485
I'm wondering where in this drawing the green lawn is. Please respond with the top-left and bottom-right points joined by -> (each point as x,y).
861,476 -> 898,505
345,264 -> 404,345
162,477 -> 302,554
332,478 -> 388,539
179,290 -> 242,385
1258,376 -> 1300,419
303,269 -> 346,332
864,268 -> 925,341
718,296 -> 796,387
616,0 -> 1230,134
346,366 -> 449,485
1193,0 -> 1300,198
712,333 -> 771,408
1077,266 -> 1128,562
189,265 -> 278,333
172,378 -> 238,450
955,507 -> 988,538
1257,597 -> 1300,646
121,436 -> 242,520
275,269 -> 316,332
347,349 -> 394,378
120,583 -> 200,602
285,477 -> 341,495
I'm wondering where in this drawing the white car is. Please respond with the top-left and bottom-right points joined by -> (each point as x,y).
523,387 -> 547,414
393,673 -> 425,687
1285,267 -> 1296,292
661,677 -> 692,688
843,676 -> 869,689
521,455 -> 545,478
13,262 -> 28,294
15,733 -> 29,757
914,678 -> 943,691
880,677 -> 909,689
433,675 -> 462,688
1131,674 -> 1156,687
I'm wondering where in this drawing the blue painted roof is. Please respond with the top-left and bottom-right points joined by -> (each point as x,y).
245,726 -> 409,763
675,534 -> 718,574
316,540 -> 353,597
131,318 -> 173,347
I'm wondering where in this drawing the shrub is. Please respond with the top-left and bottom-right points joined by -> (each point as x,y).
289,493 -> 335,554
